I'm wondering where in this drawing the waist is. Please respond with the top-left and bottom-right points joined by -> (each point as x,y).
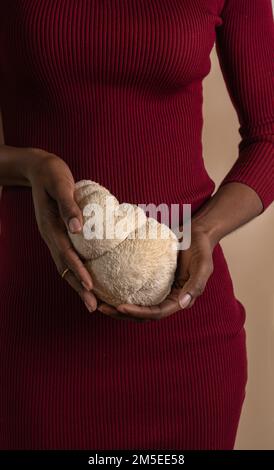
0,186 -> 236,299
0,185 -> 246,340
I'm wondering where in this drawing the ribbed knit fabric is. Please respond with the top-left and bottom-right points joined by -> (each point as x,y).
0,0 -> 273,450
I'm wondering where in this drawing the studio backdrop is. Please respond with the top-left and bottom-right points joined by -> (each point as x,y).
0,2 -> 273,450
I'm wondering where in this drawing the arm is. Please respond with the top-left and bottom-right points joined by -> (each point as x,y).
0,109 -> 96,311
112,0 -> 274,320
0,142 -> 38,186
0,107 -> 36,185
192,0 -> 274,243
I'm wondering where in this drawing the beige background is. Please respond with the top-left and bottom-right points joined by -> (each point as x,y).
203,45 -> 274,449
0,5 -> 274,450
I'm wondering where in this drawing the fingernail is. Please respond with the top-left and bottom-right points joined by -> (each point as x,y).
179,293 -> 192,309
116,305 -> 125,312
84,301 -> 95,313
68,217 -> 81,233
81,280 -> 92,291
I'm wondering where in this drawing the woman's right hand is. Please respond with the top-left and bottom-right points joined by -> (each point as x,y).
24,148 -> 98,313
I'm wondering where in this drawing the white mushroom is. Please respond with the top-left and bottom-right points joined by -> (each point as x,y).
68,180 -> 179,307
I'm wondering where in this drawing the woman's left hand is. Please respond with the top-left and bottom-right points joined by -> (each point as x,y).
97,225 -> 217,322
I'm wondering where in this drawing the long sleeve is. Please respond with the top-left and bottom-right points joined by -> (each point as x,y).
215,0 -> 274,212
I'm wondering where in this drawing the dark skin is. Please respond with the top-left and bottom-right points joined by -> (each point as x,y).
98,181 -> 264,321
0,143 -> 263,319
0,145 -> 96,311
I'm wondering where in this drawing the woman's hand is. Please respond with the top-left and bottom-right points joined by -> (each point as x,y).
25,148 -> 97,313
97,225 -> 217,322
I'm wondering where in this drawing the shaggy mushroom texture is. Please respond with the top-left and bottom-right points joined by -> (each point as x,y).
68,180 -> 179,307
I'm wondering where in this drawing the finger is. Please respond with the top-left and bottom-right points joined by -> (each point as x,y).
63,269 -> 97,313
116,293 -> 179,320
62,245 -> 93,291
97,302 -> 119,315
53,229 -> 93,290
173,251 -> 191,287
178,259 -> 213,309
54,182 -> 83,234
97,302 -> 150,322
96,302 -> 150,322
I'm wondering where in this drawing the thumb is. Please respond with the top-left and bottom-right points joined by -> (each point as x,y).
56,186 -> 83,234
177,278 -> 196,309
177,263 -> 213,309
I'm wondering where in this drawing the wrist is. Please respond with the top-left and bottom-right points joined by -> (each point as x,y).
178,217 -> 221,252
0,145 -> 52,187
22,147 -> 58,185
191,220 -> 221,251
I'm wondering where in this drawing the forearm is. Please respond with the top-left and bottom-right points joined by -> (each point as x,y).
0,144 -> 45,186
191,182 -> 264,249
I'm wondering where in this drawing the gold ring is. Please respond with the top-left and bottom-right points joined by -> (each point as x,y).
61,267 -> 70,279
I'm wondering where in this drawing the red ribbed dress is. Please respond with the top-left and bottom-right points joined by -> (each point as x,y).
0,0 -> 273,450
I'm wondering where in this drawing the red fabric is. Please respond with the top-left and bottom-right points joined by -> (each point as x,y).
0,0 -> 273,450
